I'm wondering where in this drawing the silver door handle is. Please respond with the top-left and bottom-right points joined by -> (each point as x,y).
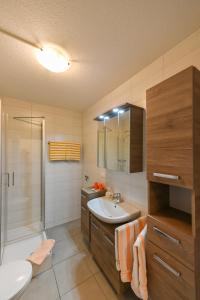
153,173 -> 180,180
104,234 -> 114,246
153,254 -> 181,278
6,172 -> 10,187
153,226 -> 180,245
12,171 -> 15,186
91,222 -> 99,230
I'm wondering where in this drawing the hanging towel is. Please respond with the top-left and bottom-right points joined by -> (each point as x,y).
115,216 -> 147,282
27,239 -> 55,266
131,225 -> 148,300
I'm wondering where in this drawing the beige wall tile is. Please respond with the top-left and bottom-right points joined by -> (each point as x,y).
82,27 -> 200,212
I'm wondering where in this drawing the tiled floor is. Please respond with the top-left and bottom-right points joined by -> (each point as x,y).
19,219 -> 138,300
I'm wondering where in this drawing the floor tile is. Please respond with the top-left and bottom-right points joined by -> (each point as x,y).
52,232 -> 86,265
53,251 -> 93,296
18,222 -> 137,300
95,271 -> 139,300
72,232 -> 87,252
19,269 -> 59,300
83,249 -> 100,274
60,277 -> 106,300
95,272 -> 118,300
66,219 -> 81,237
47,225 -> 68,242
47,219 -> 81,242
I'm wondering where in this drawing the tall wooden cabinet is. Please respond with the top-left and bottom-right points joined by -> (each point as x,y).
146,66 -> 200,300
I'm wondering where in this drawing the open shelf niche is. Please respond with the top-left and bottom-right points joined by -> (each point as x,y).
148,181 -> 192,237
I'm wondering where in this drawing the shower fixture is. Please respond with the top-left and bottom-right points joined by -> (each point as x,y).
13,116 -> 45,126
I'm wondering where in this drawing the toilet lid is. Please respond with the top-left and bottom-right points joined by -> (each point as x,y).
0,260 -> 32,300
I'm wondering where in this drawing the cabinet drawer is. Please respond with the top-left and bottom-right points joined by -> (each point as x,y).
147,216 -> 194,269
90,215 -> 129,294
102,231 -> 116,268
147,241 -> 195,300
101,254 -> 121,293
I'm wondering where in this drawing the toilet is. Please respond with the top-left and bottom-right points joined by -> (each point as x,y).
0,260 -> 32,300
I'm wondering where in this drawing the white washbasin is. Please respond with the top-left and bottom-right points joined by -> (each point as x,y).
87,196 -> 140,224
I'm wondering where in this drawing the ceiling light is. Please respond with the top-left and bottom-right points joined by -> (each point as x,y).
104,116 -> 110,120
113,108 -> 119,113
99,115 -> 104,119
36,44 -> 71,73
119,109 -> 124,114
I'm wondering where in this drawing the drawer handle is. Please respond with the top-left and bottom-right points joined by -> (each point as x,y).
153,173 -> 180,180
104,234 -> 114,246
91,221 -> 99,230
153,226 -> 180,245
153,254 -> 181,278
81,206 -> 86,211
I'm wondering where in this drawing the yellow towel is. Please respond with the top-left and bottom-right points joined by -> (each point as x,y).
27,239 -> 55,265
131,225 -> 148,300
115,216 -> 147,282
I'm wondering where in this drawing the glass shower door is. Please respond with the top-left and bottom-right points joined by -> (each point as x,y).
5,114 -> 44,242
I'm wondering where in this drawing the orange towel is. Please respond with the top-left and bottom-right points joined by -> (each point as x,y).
131,225 -> 148,300
115,216 -> 146,282
27,239 -> 55,265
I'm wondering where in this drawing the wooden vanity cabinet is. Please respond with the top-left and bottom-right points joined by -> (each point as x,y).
90,214 -> 129,294
146,66 -> 200,300
81,194 -> 90,243
81,188 -> 105,243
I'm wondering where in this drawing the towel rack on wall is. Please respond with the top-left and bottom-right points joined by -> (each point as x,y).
48,141 -> 81,161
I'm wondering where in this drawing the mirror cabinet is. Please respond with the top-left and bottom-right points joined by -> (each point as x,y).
96,103 -> 143,173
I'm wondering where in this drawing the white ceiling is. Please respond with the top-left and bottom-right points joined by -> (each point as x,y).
0,0 -> 200,111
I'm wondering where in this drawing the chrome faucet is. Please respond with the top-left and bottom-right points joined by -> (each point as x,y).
113,193 -> 121,204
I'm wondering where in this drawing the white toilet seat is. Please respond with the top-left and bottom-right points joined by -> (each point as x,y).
0,260 -> 32,300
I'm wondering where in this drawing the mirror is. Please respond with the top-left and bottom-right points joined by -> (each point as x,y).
97,121 -> 105,168
118,110 -> 130,172
96,104 -> 143,173
106,116 -> 118,170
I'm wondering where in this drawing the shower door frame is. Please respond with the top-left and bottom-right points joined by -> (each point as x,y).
4,116 -> 46,243
41,118 -> 46,230
0,99 -> 2,264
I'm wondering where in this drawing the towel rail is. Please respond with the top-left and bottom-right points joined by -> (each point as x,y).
48,141 -> 81,161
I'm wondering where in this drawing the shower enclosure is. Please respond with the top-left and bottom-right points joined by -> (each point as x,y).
0,99 -> 45,263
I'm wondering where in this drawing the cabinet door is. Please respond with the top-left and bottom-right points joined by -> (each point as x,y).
90,216 -> 103,265
81,195 -> 90,242
147,67 -> 193,188
118,110 -> 130,172
105,110 -> 131,172
106,116 -> 118,170
97,122 -> 105,168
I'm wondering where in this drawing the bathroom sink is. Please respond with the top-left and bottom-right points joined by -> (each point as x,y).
87,197 -> 140,224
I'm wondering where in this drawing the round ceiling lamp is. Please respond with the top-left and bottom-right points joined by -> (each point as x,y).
36,44 -> 71,73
